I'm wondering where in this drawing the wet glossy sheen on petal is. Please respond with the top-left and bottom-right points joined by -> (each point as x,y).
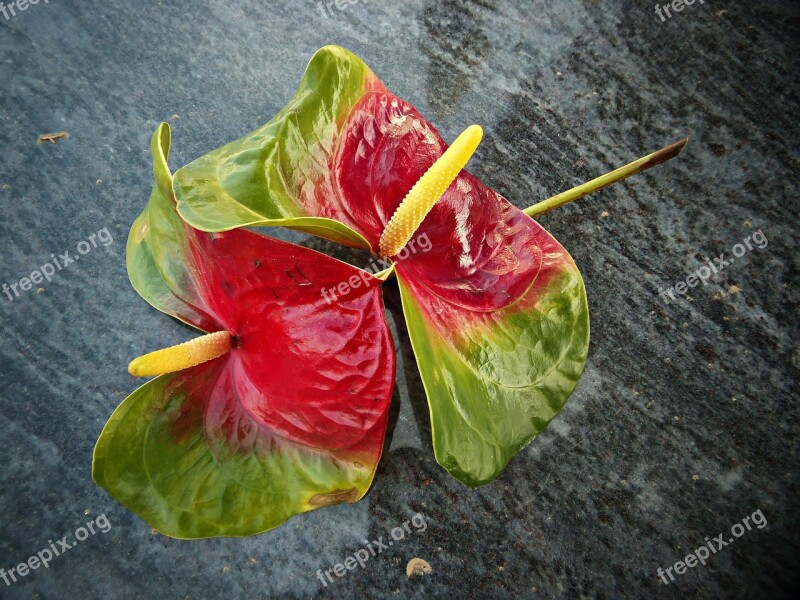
95,124 -> 395,538
172,46 -> 386,249
93,360 -> 386,539
168,46 -> 591,487
396,225 -> 589,486
335,69 -> 590,486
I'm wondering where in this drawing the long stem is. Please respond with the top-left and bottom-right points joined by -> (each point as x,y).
523,138 -> 688,217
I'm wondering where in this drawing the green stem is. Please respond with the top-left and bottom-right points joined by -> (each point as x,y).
523,138 -> 688,217
374,265 -> 396,281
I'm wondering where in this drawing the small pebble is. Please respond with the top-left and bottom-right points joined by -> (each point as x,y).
406,558 -> 432,578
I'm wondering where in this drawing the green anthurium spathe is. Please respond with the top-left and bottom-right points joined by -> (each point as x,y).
172,46 -> 379,249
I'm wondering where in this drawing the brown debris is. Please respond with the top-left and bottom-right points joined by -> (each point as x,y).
37,131 -> 69,144
406,558 -> 432,578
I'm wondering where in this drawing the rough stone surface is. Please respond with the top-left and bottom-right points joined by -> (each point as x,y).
0,1 -> 798,598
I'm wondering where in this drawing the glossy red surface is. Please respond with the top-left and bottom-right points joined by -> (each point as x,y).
335,92 -> 545,312
172,224 -> 395,453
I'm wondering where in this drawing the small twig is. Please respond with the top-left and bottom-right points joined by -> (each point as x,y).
37,131 -> 70,144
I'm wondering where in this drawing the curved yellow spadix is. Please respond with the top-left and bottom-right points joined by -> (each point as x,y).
378,125 -> 483,258
128,330 -> 233,377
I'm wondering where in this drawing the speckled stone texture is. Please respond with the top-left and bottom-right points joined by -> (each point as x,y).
1,1 -> 798,598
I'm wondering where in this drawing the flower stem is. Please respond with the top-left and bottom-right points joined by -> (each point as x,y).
523,138 -> 688,217
373,265 -> 396,281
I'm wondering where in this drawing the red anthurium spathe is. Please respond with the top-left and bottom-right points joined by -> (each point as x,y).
167,47 -> 589,486
170,46 -> 685,486
92,123 -> 396,539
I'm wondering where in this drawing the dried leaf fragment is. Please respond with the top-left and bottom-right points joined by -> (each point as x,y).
38,131 -> 69,144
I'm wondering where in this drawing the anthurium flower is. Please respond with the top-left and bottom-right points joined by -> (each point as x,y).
164,46 -> 590,487
169,45 -> 686,485
92,123 -> 396,538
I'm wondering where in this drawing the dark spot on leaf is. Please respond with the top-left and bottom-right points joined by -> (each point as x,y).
286,270 -> 300,285
309,488 -> 359,507
295,264 -> 310,282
